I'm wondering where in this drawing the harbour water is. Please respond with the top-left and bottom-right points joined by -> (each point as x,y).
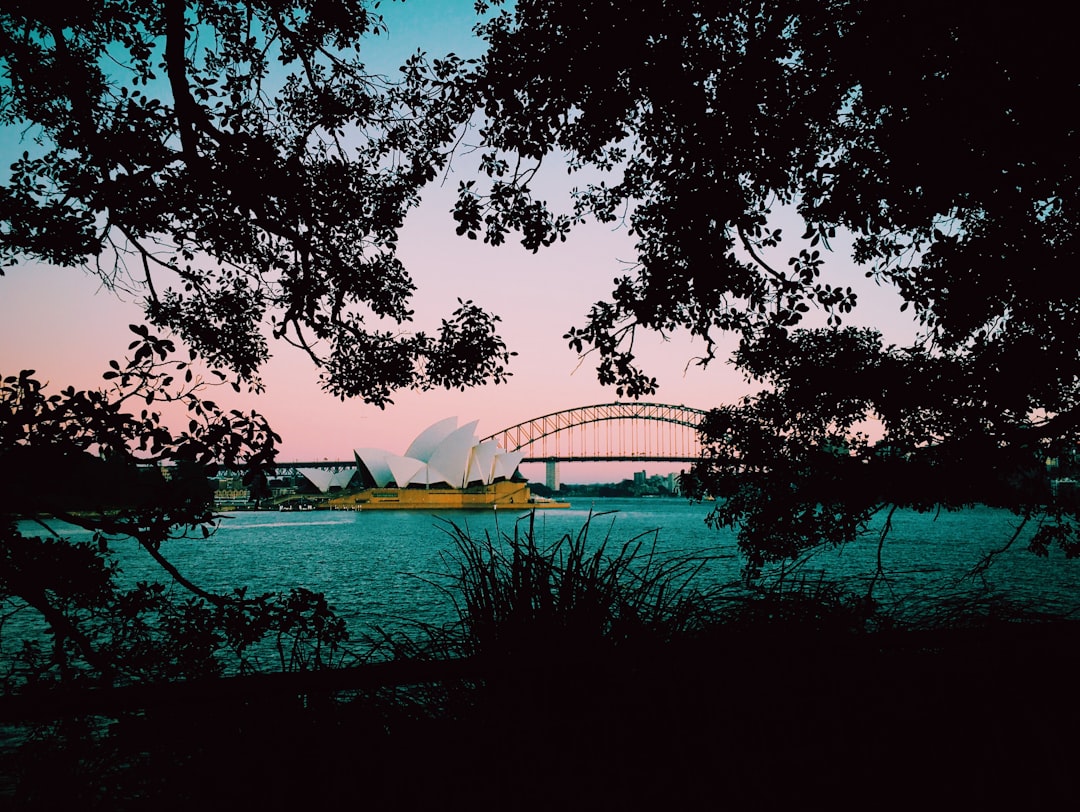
12,498 -> 1080,653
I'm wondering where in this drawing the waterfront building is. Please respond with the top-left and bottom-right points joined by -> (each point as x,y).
311,417 -> 568,510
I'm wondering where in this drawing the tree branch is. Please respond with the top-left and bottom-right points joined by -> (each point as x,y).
164,0 -> 203,164
865,503 -> 896,602
965,512 -> 1033,583
19,588 -> 117,685
736,222 -> 789,286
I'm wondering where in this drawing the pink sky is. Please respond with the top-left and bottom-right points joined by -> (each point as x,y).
0,1 -> 917,483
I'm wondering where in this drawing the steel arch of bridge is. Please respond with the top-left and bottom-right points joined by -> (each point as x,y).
480,402 -> 710,463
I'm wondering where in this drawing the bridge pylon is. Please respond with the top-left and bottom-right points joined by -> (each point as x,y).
546,460 -> 560,491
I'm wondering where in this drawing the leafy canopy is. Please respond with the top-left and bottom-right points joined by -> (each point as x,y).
1,340 -> 349,689
0,0 -> 512,405
461,0 -> 1080,573
0,0 -> 509,693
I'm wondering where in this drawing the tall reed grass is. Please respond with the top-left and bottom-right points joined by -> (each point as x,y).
428,510 -> 719,659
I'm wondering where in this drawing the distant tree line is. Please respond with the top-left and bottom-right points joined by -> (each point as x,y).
530,473 -> 679,498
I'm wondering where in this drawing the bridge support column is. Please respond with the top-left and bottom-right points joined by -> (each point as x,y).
545,460 -> 560,491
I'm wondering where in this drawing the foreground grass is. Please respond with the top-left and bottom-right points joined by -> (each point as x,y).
3,514 -> 1079,808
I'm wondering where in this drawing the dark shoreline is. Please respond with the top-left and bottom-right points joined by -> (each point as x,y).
3,617 -> 1079,808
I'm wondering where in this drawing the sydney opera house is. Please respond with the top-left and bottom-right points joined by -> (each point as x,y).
298,417 -> 567,510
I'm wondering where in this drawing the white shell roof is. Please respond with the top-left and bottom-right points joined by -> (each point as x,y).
297,467 -> 356,493
331,469 -> 356,489
405,416 -> 459,462
428,420 -> 480,487
386,454 -> 425,489
414,463 -> 453,488
468,440 -> 499,485
493,450 -> 525,481
352,417 -> 521,489
354,448 -> 395,488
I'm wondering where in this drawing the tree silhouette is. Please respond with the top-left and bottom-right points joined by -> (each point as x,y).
1,334 -> 348,689
0,0 -> 484,691
461,0 -> 1080,573
2,5 -> 1078,804
4,0 -> 1077,676
1,0 -> 512,404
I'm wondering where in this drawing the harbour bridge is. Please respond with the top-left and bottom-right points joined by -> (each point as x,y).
278,402 -> 711,489
478,402 -> 708,488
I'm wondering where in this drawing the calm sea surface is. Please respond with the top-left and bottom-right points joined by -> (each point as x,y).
12,498 -> 1080,651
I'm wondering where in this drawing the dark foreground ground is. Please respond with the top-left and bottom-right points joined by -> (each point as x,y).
3,620 -> 1079,810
